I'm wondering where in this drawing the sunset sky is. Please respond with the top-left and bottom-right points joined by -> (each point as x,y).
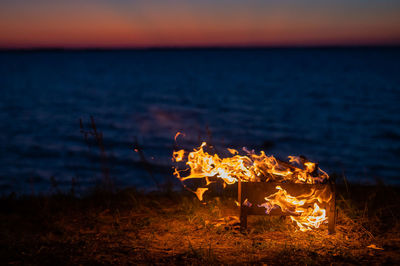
1,0 -> 400,48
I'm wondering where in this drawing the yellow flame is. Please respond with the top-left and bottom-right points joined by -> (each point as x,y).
304,162 -> 316,173
260,186 -> 329,231
227,148 -> 238,155
172,150 -> 185,162
173,139 -> 330,231
174,142 -> 328,185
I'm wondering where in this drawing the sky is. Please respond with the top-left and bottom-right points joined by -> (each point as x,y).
1,0 -> 400,48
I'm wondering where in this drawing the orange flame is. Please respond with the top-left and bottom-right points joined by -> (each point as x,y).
172,150 -> 185,162
194,187 -> 208,201
259,185 -> 330,231
173,140 -> 330,230
174,131 -> 185,141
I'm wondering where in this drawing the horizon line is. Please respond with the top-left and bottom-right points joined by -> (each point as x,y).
1,43 -> 400,52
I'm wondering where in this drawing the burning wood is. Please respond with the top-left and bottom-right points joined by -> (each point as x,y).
173,140 -> 336,233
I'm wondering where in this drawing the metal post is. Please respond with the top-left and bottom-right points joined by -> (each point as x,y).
328,180 -> 336,234
238,180 -> 247,229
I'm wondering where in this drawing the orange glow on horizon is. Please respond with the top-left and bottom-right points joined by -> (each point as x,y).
1,1 -> 399,48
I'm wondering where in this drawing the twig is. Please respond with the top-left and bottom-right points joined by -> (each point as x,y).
79,116 -> 114,190
133,137 -> 160,190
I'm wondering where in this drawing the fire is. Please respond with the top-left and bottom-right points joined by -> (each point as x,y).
173,140 -> 331,231
258,185 -> 330,231
172,150 -> 185,162
174,131 -> 185,141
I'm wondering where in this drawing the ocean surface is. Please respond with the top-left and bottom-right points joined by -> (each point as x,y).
1,48 -> 399,194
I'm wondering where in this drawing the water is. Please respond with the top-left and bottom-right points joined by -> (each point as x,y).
1,48 -> 399,194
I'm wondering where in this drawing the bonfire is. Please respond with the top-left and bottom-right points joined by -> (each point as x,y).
173,136 -> 336,233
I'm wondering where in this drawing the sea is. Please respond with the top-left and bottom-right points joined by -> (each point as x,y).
1,48 -> 399,194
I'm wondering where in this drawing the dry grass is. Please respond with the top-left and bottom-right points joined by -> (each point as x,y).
1,184 -> 399,265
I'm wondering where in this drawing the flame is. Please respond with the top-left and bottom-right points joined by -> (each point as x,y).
174,131 -> 185,141
174,142 -> 328,185
173,140 -> 331,231
227,148 -> 238,155
172,150 -> 185,162
259,185 -> 330,231
194,187 -> 208,201
242,198 -> 252,207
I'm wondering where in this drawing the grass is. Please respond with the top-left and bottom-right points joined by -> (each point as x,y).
0,184 -> 399,265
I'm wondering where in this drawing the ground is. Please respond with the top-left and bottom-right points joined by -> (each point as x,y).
1,184 -> 399,265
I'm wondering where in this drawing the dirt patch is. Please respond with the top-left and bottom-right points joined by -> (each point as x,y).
1,186 -> 399,264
